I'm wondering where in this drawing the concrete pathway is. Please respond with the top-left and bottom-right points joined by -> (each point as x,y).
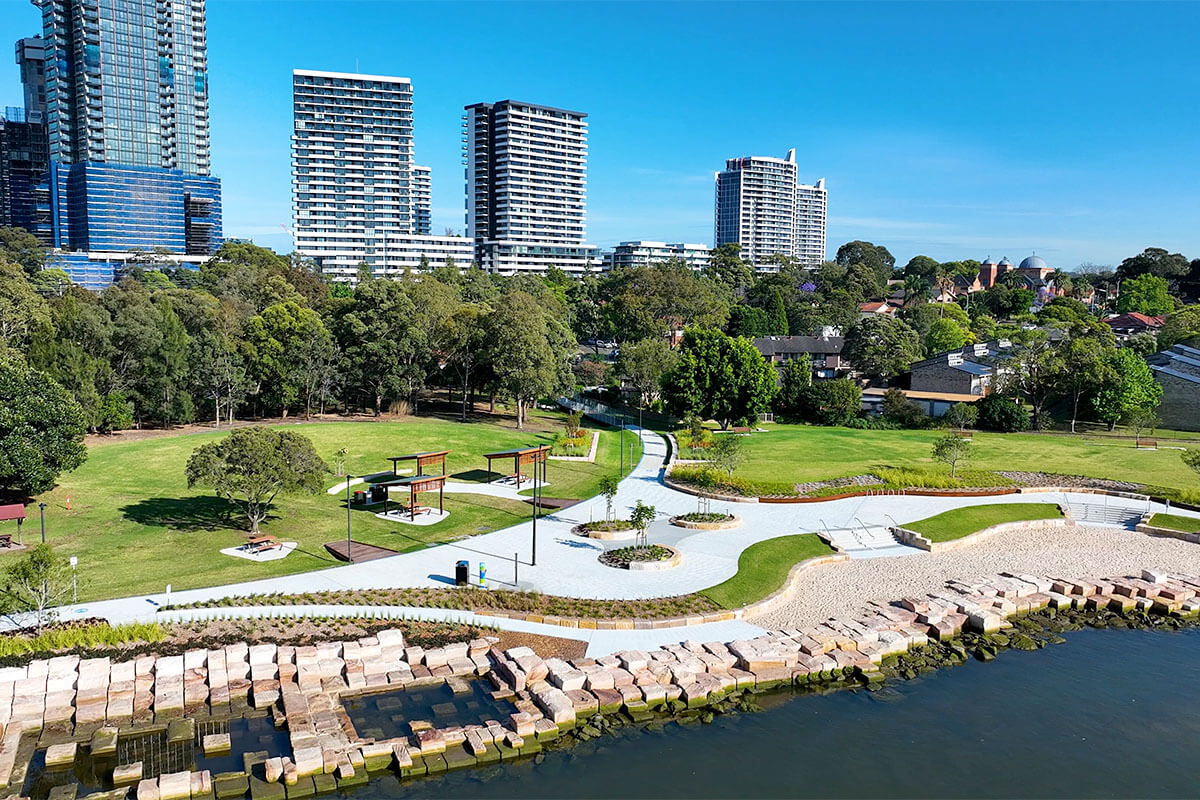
43,404 -> 1200,641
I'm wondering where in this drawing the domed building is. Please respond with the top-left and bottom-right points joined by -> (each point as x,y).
975,253 -> 1056,291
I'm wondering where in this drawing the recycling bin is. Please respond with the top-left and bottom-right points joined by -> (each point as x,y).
455,560 -> 470,586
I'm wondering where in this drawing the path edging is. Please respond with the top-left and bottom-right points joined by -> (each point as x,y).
737,553 -> 851,618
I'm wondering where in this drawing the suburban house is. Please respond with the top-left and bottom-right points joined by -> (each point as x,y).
906,340 -> 1015,396
857,301 -> 897,319
753,332 -> 847,380
862,387 -> 982,418
1104,312 -> 1164,340
1148,344 -> 1200,432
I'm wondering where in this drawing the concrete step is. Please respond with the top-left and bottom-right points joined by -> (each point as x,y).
1070,503 -> 1144,529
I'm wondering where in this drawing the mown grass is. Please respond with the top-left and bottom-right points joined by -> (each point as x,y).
1148,513 -> 1200,533
732,424 -> 1200,491
700,534 -> 835,609
25,408 -> 641,602
905,503 -> 1064,543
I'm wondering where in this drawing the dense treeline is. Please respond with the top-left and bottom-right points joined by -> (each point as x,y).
3,226 -> 1199,442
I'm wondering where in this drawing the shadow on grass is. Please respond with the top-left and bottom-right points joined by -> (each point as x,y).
450,469 -> 501,484
120,495 -> 258,532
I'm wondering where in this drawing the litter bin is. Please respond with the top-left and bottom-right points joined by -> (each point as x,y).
370,485 -> 387,504
352,490 -> 366,505
455,560 -> 470,587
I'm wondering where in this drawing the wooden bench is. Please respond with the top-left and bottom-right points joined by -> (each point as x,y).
1138,439 -> 1158,450
953,429 -> 974,439
731,426 -> 752,434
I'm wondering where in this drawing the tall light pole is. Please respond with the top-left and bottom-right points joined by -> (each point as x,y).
345,476 -> 353,563
529,447 -> 539,566
38,503 -> 46,544
619,414 -> 625,475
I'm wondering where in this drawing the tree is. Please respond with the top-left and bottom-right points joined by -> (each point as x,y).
1117,247 -> 1190,280
1158,306 -> 1200,350
443,302 -> 490,421
773,356 -> 812,420
1057,336 -> 1114,433
902,274 -> 931,307
704,243 -> 754,292
95,392 -> 134,434
843,316 -> 922,381
903,255 -> 940,280
1127,408 -> 1159,447
335,279 -> 423,416
925,317 -> 969,355
599,475 -> 620,522
931,433 -> 972,477
881,387 -> 926,428
137,297 -> 193,428
0,545 -> 74,633
766,287 -> 789,335
976,394 -> 1029,433
662,329 -> 776,430
0,226 -> 46,276
1093,348 -> 1162,430
799,378 -> 862,426
0,356 -> 88,497
617,338 -> 677,409
708,434 -> 745,480
944,402 -> 978,430
190,329 -> 248,427
604,262 -> 729,341
244,301 -> 335,417
1116,273 -> 1173,316
726,305 -> 772,338
630,500 -> 656,548
185,426 -> 328,533
836,241 -> 895,286
998,330 -> 1058,428
485,290 -> 575,429
0,260 -> 52,351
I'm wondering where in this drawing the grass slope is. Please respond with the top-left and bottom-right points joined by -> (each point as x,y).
26,409 -> 641,602
700,533 -> 834,609
1148,513 -> 1200,533
906,503 -> 1063,543
732,424 -> 1200,492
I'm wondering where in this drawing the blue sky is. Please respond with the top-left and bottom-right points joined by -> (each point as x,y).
2,0 -> 1198,268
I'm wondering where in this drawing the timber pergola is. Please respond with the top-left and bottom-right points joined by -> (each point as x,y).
483,444 -> 550,487
0,505 -> 25,546
367,474 -> 447,521
387,450 -> 449,477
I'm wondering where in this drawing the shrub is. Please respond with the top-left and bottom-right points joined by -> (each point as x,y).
881,387 -> 929,429
976,394 -> 1030,432
943,402 -> 978,430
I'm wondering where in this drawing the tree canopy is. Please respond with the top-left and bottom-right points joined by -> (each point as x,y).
0,356 -> 88,497
662,329 -> 776,429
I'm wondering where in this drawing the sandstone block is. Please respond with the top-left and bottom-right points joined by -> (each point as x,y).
112,761 -> 142,787
156,771 -> 191,800
43,742 -> 76,769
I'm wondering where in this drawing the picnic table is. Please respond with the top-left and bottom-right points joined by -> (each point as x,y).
483,445 -> 550,487
245,536 -> 281,554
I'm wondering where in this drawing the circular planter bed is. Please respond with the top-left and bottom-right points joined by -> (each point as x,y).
571,520 -> 637,540
599,544 -> 682,571
669,512 -> 741,531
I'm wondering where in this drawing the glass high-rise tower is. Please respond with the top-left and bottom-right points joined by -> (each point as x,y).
23,0 -> 222,287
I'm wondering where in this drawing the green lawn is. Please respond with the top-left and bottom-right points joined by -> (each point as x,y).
699,533 -> 834,609
26,408 -> 642,602
1147,513 -> 1200,533
731,424 -> 1200,492
905,503 -> 1063,543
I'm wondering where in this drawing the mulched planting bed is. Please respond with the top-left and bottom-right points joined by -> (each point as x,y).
996,471 -> 1142,492
168,586 -> 720,619
599,545 -> 674,569
676,512 -> 736,523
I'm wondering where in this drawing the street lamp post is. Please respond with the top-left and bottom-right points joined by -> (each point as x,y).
38,502 -> 46,544
345,476 -> 353,563
530,447 -> 539,566
620,415 -> 625,475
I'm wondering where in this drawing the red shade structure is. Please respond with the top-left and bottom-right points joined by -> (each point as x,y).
0,504 -> 26,547
386,450 -> 449,477
483,445 -> 550,487
367,474 -> 447,521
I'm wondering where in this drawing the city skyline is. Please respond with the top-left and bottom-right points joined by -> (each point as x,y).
1,1 -> 1198,267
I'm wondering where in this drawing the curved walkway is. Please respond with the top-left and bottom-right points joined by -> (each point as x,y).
44,412 -> 1200,648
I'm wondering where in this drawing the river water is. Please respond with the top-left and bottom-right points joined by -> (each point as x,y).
350,626 -> 1200,799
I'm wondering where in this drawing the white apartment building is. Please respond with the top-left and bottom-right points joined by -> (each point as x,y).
463,100 -> 600,274
714,148 -> 826,270
605,241 -> 710,270
292,70 -> 472,281
413,164 -> 432,235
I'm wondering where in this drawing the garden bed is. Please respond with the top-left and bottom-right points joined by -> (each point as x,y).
670,512 -> 741,530
599,544 -> 681,571
571,520 -> 638,540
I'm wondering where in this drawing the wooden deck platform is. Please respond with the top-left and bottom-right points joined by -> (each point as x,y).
324,540 -> 400,563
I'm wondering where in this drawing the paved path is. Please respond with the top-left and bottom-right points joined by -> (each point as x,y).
46,409 -> 1200,643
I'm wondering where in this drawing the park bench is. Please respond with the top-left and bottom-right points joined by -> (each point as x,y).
1137,439 -> 1158,450
0,534 -> 12,549
731,426 -> 752,434
245,536 -> 281,554
954,429 -> 974,439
